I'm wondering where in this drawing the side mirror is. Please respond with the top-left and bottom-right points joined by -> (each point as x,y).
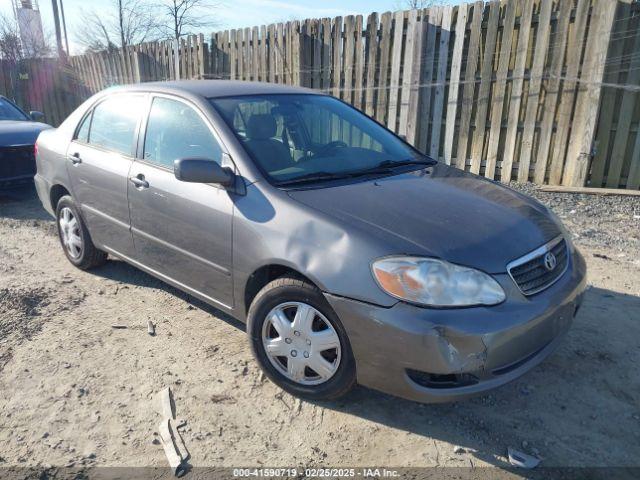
30,111 -> 45,122
174,158 -> 234,186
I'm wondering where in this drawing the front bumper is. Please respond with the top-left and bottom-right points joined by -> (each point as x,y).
0,145 -> 36,187
325,248 -> 587,403
0,174 -> 35,188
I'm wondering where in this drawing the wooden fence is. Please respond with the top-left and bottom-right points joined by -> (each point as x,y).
1,0 -> 639,189
0,58 -> 82,127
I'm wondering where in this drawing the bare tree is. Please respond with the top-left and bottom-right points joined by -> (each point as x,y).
75,11 -> 117,53
395,0 -> 443,9
0,14 -> 21,61
0,12 -> 52,60
76,0 -> 159,52
154,0 -> 220,42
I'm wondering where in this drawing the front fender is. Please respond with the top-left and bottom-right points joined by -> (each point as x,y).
231,182 -> 398,319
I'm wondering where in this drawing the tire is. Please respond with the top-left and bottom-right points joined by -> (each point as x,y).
248,275 -> 356,401
55,195 -> 107,270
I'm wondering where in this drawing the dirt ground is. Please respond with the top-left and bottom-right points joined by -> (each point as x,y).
0,184 -> 639,475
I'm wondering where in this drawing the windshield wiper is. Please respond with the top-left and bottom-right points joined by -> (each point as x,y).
346,158 -> 437,177
374,158 -> 436,169
275,158 -> 436,187
275,171 -> 359,186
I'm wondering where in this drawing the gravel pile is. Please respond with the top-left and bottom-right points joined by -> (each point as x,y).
510,182 -> 640,256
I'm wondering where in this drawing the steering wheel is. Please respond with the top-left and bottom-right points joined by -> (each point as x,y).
312,141 -> 348,157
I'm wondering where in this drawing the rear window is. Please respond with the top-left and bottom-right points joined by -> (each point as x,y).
0,98 -> 28,121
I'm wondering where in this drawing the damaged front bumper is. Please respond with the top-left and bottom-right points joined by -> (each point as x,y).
325,249 -> 587,403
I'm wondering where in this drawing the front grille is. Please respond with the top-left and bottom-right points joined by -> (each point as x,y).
508,236 -> 569,296
0,145 -> 36,181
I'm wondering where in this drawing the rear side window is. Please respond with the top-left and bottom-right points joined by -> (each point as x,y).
88,95 -> 145,156
143,97 -> 223,169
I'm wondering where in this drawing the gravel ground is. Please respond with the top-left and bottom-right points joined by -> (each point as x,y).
0,184 -> 639,477
511,183 -> 640,257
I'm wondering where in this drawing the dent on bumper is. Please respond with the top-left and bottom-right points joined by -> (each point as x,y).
325,250 -> 587,403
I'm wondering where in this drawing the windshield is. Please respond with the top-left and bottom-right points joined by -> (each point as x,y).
210,94 -> 429,185
0,98 -> 28,121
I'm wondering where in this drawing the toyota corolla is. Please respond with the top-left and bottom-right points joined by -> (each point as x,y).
34,81 -> 586,403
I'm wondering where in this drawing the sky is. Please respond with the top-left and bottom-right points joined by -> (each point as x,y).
1,0 -> 452,55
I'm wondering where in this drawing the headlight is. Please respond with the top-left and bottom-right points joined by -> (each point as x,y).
372,256 -> 505,307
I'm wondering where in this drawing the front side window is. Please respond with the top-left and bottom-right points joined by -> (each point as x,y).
143,97 -> 223,169
0,98 -> 29,121
88,94 -> 145,156
75,112 -> 91,143
211,94 -> 426,185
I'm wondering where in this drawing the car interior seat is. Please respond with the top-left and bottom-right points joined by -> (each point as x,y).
244,114 -> 293,173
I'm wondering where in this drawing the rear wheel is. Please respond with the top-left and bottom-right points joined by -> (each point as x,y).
55,195 -> 107,270
248,275 -> 356,401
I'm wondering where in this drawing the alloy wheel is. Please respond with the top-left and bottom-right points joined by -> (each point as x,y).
58,207 -> 83,259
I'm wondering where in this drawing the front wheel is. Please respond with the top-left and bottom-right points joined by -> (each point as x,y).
56,195 -> 107,270
247,275 -> 356,401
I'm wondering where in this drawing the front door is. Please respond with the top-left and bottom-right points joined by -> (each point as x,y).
127,96 -> 234,308
65,93 -> 146,256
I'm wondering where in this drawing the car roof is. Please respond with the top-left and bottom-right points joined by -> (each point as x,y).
110,80 -> 323,98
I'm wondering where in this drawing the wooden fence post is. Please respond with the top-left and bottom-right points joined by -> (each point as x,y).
387,10 -> 405,132
600,12 -> 640,188
400,9 -> 421,142
443,4 -> 466,165
454,0 -> 482,170
517,0 -> 553,183
546,0 -> 590,185
133,51 -> 142,83
375,12 -> 392,125
562,0 -> 618,187
405,9 -> 426,146
469,0 -> 499,174
484,0 -> 516,179
500,0 -> 534,182
173,39 -> 181,79
589,2 -> 632,187
429,6 -> 452,161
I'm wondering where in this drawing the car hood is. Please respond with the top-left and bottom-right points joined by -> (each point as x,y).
287,164 -> 561,274
0,120 -> 52,147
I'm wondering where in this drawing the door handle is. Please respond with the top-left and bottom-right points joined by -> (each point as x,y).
129,174 -> 149,189
68,152 -> 82,164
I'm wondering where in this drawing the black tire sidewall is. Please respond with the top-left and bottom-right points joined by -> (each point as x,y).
248,280 -> 356,400
55,196 -> 89,267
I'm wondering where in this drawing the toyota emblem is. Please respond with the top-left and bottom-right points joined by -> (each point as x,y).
543,252 -> 557,271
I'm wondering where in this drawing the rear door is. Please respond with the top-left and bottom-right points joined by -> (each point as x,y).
127,95 -> 234,308
66,93 -> 146,257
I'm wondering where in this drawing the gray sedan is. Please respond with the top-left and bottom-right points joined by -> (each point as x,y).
34,81 -> 586,403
